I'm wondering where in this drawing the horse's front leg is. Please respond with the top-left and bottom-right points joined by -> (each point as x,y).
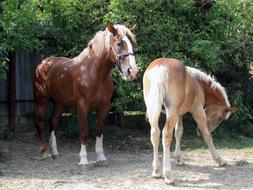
77,101 -> 89,165
193,109 -> 227,166
174,116 -> 184,166
95,102 -> 110,167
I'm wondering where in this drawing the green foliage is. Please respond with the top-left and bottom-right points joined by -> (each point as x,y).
0,0 -> 40,78
0,0 -> 40,51
35,0 -> 109,57
106,0 -> 253,135
0,0 -> 252,135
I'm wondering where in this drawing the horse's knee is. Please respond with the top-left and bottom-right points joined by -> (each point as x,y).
162,127 -> 173,145
150,127 -> 160,144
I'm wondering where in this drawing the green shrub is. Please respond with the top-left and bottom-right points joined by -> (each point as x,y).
106,0 -> 253,135
1,0 -> 252,135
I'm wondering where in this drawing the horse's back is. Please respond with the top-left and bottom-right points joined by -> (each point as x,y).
35,57 -> 74,79
143,58 -> 186,117
144,58 -> 186,90
34,56 -> 113,107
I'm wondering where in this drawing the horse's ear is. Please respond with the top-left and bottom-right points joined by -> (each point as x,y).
226,107 -> 238,113
106,21 -> 118,36
129,24 -> 136,33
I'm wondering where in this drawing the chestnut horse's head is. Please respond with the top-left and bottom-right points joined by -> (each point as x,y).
205,105 -> 238,133
106,21 -> 138,81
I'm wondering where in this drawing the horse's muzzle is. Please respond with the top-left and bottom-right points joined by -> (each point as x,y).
128,67 -> 138,80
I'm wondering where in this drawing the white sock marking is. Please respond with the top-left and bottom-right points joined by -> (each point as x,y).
79,144 -> 88,165
49,131 -> 59,155
96,135 -> 106,162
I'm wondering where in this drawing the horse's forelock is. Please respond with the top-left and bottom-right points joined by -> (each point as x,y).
114,24 -> 136,43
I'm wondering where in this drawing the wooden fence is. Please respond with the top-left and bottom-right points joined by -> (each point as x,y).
0,51 -> 40,128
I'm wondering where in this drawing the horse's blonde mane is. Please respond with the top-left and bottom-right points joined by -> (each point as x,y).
186,66 -> 230,107
73,24 -> 136,64
73,31 -> 111,64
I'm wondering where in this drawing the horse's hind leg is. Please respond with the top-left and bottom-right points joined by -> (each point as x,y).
162,112 -> 178,184
174,116 -> 185,166
49,103 -> 64,159
95,102 -> 110,167
35,101 -> 50,158
150,119 -> 161,178
192,109 -> 227,166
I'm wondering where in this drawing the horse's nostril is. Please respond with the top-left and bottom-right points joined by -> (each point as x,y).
127,68 -> 131,75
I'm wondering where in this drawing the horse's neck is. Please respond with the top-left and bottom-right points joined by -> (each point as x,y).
95,56 -> 114,81
199,80 -> 227,107
76,50 -> 113,82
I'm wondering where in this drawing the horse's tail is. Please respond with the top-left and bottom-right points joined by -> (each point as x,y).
143,66 -> 168,125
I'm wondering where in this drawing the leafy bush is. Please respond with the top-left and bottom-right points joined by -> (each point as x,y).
0,0 -> 252,135
106,0 -> 253,135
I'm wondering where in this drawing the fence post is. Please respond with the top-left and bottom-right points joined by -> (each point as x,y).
8,52 -> 16,131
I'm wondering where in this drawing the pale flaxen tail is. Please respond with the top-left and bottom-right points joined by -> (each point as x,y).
143,66 -> 168,126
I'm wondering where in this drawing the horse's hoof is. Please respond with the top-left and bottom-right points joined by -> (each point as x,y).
217,157 -> 228,167
164,177 -> 176,185
96,160 -> 109,167
39,153 -> 52,161
219,160 -> 228,167
176,160 -> 185,166
152,171 -> 162,178
52,154 -> 59,160
79,162 -> 96,171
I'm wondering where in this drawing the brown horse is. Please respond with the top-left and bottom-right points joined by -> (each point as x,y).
34,22 -> 138,166
143,58 -> 237,184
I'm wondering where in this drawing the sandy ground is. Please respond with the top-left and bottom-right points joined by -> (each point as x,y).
0,127 -> 253,190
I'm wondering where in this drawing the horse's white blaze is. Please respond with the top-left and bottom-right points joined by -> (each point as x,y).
122,36 -> 137,70
49,131 -> 58,155
96,135 -> 106,161
79,144 -> 88,165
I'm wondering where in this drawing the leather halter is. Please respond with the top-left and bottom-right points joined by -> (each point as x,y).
110,35 -> 134,70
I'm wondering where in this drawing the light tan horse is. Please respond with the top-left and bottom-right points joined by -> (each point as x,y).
143,58 -> 237,184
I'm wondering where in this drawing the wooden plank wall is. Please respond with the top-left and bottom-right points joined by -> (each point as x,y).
16,52 -> 39,117
0,51 -> 40,121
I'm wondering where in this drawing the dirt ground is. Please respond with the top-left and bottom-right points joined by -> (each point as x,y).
0,126 -> 253,190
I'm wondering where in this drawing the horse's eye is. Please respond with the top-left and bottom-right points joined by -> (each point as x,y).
117,41 -> 124,47
217,115 -> 223,122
